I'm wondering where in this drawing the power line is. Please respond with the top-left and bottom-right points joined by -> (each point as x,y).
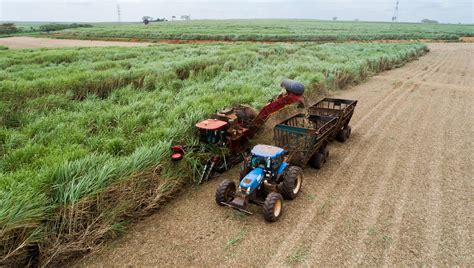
392,0 -> 399,22
117,3 -> 121,23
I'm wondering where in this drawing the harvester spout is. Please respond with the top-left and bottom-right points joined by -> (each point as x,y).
252,79 -> 305,130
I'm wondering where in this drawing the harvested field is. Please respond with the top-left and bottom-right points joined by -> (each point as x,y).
0,37 -> 151,49
74,43 -> 473,266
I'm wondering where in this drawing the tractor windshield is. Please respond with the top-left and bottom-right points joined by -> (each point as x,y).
251,155 -> 270,169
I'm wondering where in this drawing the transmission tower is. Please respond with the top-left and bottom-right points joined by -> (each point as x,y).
117,4 -> 122,23
392,0 -> 399,22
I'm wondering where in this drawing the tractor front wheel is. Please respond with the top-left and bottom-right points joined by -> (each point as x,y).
278,166 -> 303,200
262,192 -> 283,222
215,179 -> 236,206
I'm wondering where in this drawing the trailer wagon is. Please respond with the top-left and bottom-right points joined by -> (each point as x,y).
274,114 -> 337,168
274,98 -> 357,169
308,98 -> 357,142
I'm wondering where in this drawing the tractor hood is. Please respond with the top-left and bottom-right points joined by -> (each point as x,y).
240,167 -> 265,194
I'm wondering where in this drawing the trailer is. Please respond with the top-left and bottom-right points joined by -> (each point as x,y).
274,98 -> 357,169
274,114 -> 338,168
308,98 -> 357,142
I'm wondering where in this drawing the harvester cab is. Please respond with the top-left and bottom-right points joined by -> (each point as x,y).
216,144 -> 303,222
195,119 -> 228,146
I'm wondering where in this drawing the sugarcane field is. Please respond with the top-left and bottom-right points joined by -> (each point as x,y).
0,2 -> 473,267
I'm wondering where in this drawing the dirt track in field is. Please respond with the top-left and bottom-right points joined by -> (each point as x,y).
75,43 -> 473,266
0,37 -> 151,49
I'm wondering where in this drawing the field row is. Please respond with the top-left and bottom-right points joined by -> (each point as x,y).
57,20 -> 474,42
0,42 -> 428,265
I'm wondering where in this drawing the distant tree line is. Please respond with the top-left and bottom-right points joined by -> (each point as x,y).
142,16 -> 167,25
421,19 -> 439,24
38,23 -> 93,32
0,23 -> 93,35
0,23 -> 20,35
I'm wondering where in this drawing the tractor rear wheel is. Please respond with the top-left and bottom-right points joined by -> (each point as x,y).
262,192 -> 283,222
336,129 -> 348,142
309,152 -> 324,169
215,179 -> 236,206
278,166 -> 303,200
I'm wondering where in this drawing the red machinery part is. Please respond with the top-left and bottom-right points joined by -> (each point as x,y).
195,119 -> 228,130
255,92 -> 305,123
171,145 -> 185,161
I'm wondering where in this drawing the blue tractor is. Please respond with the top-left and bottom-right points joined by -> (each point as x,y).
215,144 -> 303,222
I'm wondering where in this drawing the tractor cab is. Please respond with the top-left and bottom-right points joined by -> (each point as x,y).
239,145 -> 288,196
195,119 -> 228,146
250,144 -> 285,174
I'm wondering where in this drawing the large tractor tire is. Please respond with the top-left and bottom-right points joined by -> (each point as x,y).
262,192 -> 283,222
309,152 -> 324,169
215,179 -> 236,206
278,166 -> 303,200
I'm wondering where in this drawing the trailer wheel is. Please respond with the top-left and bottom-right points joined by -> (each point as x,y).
215,179 -> 236,206
278,166 -> 303,200
262,192 -> 283,222
336,129 -> 348,142
321,147 -> 329,163
309,152 -> 324,169
345,126 -> 352,139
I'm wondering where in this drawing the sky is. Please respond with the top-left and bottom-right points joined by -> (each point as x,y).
0,0 -> 472,24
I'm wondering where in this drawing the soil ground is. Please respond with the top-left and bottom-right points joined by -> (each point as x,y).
73,43 -> 473,266
0,36 -> 151,49
2,36 -> 472,49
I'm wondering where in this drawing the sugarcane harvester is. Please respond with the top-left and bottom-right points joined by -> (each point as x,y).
171,79 -> 305,183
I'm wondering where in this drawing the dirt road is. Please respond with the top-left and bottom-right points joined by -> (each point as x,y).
75,43 -> 473,266
0,37 -> 151,49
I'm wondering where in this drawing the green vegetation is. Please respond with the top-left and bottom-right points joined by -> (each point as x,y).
0,22 -> 93,37
286,244 -> 309,265
0,46 -> 8,50
38,23 -> 93,32
0,23 -> 21,35
0,42 -> 428,265
225,229 -> 246,250
57,19 -> 474,42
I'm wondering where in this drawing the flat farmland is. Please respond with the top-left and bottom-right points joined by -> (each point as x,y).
55,20 -> 474,42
